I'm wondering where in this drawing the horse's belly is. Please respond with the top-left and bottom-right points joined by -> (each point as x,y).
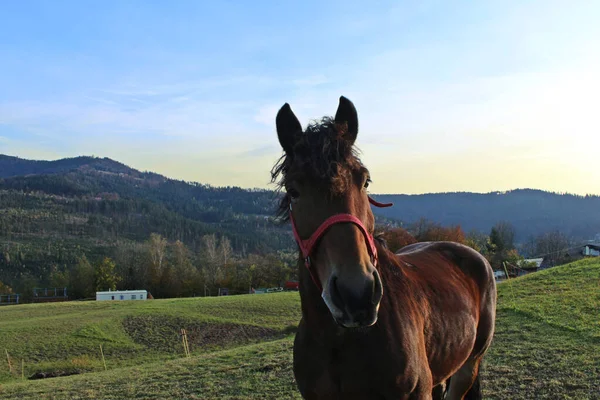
428,313 -> 478,383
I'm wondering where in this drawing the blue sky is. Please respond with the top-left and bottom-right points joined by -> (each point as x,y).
1,1 -> 599,194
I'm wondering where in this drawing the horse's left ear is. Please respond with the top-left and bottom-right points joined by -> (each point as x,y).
276,103 -> 302,155
334,96 -> 358,145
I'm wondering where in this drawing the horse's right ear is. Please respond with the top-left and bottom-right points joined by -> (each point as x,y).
276,103 -> 302,154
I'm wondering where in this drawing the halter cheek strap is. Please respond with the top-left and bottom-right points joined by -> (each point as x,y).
289,196 -> 393,292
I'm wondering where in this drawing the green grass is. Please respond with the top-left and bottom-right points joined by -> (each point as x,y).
496,257 -> 600,338
0,338 -> 301,400
0,292 -> 301,384
480,258 -> 600,399
1,259 -> 599,399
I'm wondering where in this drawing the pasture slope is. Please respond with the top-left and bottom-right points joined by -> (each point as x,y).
0,259 -> 598,399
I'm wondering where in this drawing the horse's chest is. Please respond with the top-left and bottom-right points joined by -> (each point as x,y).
335,345 -> 407,384
295,337 -> 410,398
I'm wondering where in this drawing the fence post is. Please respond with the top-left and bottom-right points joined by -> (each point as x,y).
5,349 -> 13,375
180,329 -> 190,357
99,344 -> 107,371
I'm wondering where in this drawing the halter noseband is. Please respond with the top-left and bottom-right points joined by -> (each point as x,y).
289,196 -> 393,292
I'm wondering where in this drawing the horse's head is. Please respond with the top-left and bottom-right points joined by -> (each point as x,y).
271,96 -> 384,328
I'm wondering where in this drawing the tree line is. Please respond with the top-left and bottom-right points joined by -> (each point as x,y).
0,232 -> 298,302
0,220 -> 581,302
377,218 -> 577,270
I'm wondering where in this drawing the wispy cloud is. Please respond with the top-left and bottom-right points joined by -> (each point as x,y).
238,145 -> 281,159
1,1 -> 599,195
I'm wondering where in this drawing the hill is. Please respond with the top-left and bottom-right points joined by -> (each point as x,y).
0,154 -> 149,179
372,190 -> 600,241
0,154 -> 298,293
3,155 -> 599,244
1,153 -> 599,294
0,291 -> 302,385
0,258 -> 598,399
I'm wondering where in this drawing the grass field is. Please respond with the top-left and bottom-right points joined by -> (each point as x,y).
0,258 -> 598,399
0,292 -> 302,384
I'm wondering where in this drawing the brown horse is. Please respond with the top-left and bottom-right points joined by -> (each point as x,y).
270,96 -> 497,399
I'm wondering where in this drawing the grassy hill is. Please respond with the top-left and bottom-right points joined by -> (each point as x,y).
0,258 -> 598,399
0,292 -> 301,385
481,257 -> 599,399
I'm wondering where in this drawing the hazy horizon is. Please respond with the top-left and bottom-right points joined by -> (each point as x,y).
1,1 -> 599,196
3,151 -> 599,198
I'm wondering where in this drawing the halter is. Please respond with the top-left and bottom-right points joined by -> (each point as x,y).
289,196 -> 393,292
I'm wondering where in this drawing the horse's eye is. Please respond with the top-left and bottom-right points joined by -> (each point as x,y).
288,188 -> 300,199
364,178 -> 371,189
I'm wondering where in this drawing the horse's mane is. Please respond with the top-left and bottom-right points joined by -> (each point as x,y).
270,116 -> 365,221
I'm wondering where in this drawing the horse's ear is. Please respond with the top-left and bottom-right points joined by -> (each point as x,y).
334,96 -> 358,145
276,103 -> 302,154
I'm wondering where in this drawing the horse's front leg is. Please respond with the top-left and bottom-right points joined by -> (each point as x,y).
293,326 -> 339,399
383,368 -> 434,400
408,379 -> 434,400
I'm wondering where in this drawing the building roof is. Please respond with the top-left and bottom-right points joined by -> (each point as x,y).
96,289 -> 147,294
519,258 -> 543,268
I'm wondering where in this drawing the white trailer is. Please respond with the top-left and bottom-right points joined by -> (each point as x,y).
96,289 -> 148,301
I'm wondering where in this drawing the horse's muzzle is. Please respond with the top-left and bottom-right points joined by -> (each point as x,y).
325,267 -> 383,328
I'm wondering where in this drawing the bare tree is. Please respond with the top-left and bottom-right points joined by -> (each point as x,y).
172,240 -> 197,297
520,235 -> 538,258
409,217 -> 436,241
201,234 -> 222,290
147,233 -> 168,288
149,233 -> 167,272
535,230 -> 571,266
219,236 -> 233,267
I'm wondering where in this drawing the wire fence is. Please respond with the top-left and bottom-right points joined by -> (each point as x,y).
524,241 -> 597,260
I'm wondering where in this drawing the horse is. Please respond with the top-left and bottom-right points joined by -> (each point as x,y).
270,96 -> 497,399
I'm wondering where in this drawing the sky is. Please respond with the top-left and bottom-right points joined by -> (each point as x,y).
1,0 -> 599,195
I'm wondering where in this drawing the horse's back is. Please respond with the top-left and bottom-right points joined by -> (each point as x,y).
395,241 -> 496,325
396,241 -> 495,292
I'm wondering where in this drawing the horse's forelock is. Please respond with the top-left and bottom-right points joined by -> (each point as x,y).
270,117 -> 364,221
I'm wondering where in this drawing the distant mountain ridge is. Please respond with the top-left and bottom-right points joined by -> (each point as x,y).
1,154 -> 598,243
0,154 -> 159,179
0,154 -> 293,254
370,189 -> 600,241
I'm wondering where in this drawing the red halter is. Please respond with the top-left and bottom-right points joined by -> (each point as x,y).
289,196 -> 393,292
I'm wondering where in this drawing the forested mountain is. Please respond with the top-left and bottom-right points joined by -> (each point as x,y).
371,190 -> 600,241
0,155 -> 294,250
1,154 -> 598,298
2,154 -> 598,246
0,155 -> 298,295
